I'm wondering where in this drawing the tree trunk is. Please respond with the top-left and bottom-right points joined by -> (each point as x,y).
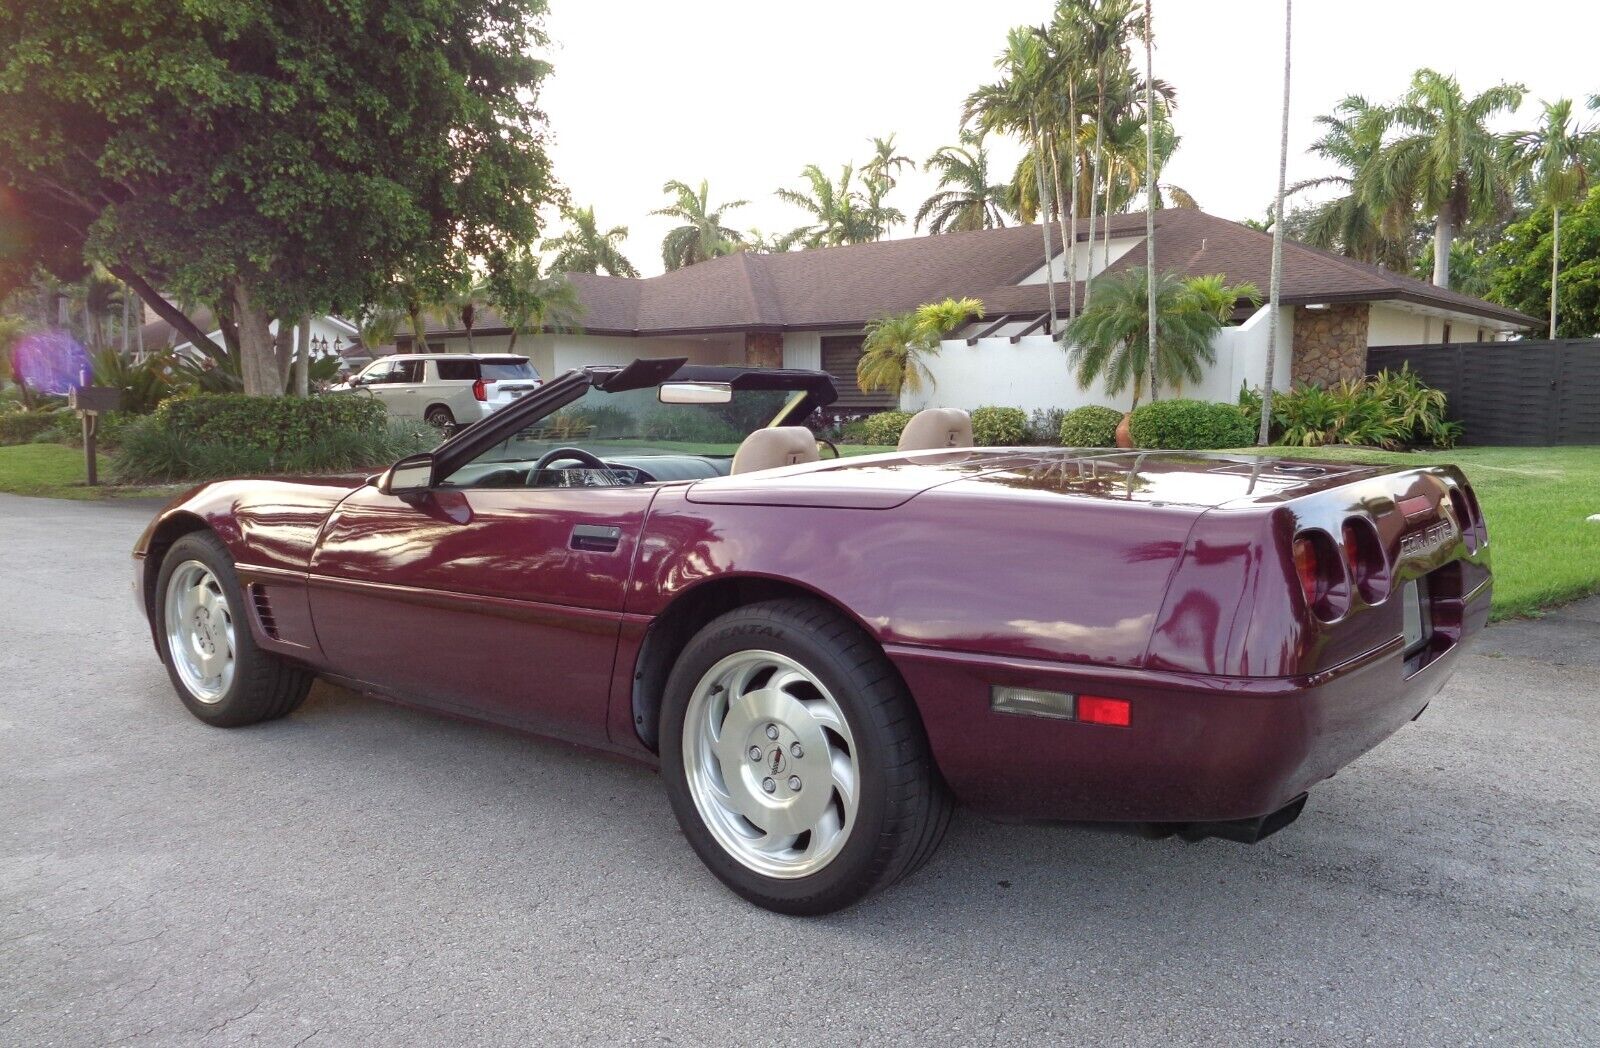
1258,0 -> 1291,446
1030,116 -> 1060,335
295,317 -> 312,396
1144,2 -> 1160,407
1103,174 -> 1114,271
108,264 -> 229,361
1086,70 -> 1105,310
1048,134 -> 1075,327
1431,213 -> 1453,288
231,281 -> 284,396
1549,205 -> 1561,338
1067,90 -> 1080,321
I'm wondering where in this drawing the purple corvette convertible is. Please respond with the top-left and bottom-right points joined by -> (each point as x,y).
135,360 -> 1490,913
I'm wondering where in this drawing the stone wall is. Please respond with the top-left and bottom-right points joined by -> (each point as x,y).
1291,303 -> 1369,387
743,332 -> 783,368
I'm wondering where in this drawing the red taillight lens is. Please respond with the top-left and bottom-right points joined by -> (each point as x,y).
1076,695 -> 1130,727
1342,517 -> 1389,603
471,377 -> 488,402
1293,536 -> 1327,608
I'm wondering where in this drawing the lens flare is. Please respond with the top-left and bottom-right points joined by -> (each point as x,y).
12,329 -> 92,395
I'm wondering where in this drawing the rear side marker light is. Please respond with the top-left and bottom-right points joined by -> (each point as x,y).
990,687 -> 1131,727
1077,695 -> 1131,727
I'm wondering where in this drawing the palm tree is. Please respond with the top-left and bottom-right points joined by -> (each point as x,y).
776,164 -> 883,247
1362,69 -> 1525,288
1141,0 -> 1157,401
1259,0 -> 1291,445
857,297 -> 985,396
1065,270 -> 1225,406
916,136 -> 1013,233
541,206 -> 639,277
1290,96 -> 1415,271
492,248 -> 584,355
1512,98 -> 1595,337
1184,275 -> 1263,321
1081,0 -> 1139,305
652,180 -> 748,271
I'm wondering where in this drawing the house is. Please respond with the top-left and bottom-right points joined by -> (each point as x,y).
137,306 -> 361,371
392,208 -> 1538,415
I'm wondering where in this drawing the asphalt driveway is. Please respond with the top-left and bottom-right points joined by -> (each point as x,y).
2,492 -> 1597,1046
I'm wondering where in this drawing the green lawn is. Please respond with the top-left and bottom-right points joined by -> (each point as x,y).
1233,445 -> 1600,620
0,444 -> 183,501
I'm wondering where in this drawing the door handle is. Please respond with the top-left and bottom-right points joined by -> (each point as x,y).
570,524 -> 622,552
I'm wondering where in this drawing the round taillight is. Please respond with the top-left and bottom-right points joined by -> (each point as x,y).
1447,488 -> 1477,553
1342,517 -> 1389,603
1292,530 -> 1348,620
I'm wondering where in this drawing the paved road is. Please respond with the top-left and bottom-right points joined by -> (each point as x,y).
3,492 -> 1597,1047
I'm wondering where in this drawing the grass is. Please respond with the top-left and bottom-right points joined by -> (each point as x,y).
1234,445 -> 1600,620
0,444 -> 185,501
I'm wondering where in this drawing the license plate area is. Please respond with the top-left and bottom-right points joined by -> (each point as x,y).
1401,572 -> 1444,676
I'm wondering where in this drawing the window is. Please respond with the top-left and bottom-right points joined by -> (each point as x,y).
357,360 -> 392,384
435,359 -> 479,381
388,359 -> 425,383
479,359 -> 539,382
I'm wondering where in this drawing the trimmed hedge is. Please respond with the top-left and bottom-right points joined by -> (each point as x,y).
0,410 -> 68,446
971,406 -> 1028,446
1127,398 -> 1255,450
859,410 -> 914,446
153,393 -> 390,455
1058,405 -> 1124,447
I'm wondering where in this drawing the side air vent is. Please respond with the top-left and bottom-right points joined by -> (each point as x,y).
249,583 -> 280,639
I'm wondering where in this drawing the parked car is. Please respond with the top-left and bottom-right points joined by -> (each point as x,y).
133,359 -> 1491,915
330,353 -> 541,431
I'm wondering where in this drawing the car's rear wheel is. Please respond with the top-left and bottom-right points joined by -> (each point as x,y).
425,405 -> 456,434
155,532 -> 313,727
660,598 -> 951,914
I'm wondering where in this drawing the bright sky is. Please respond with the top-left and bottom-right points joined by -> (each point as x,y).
539,0 -> 1600,277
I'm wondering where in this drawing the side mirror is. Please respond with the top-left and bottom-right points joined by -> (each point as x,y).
659,381 -> 733,405
380,452 -> 436,503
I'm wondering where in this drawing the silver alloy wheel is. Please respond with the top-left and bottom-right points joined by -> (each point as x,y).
163,560 -> 237,704
682,649 -> 860,879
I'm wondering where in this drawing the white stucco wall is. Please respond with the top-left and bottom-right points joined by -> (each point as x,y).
1018,235 -> 1143,286
1366,305 -> 1431,347
499,333 -> 737,380
902,304 -> 1293,414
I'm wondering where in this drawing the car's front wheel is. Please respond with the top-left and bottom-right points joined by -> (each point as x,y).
660,598 -> 951,914
155,532 -> 313,727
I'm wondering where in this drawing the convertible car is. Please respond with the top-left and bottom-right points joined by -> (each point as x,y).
134,359 -> 1492,914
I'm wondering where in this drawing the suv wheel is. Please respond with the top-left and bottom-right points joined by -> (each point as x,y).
424,405 -> 456,434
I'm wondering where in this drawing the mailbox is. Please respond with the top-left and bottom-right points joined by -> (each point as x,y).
68,386 -> 123,414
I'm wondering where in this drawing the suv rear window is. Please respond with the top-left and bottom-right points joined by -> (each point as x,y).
480,359 -> 538,381
435,359 -> 479,381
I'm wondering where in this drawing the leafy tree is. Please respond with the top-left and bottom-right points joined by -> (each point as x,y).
776,164 -> 884,248
862,134 -> 913,240
1065,270 -> 1242,406
491,247 -> 583,354
652,179 -> 747,271
1487,185 -> 1600,337
1510,98 -> 1596,336
917,136 -> 1013,233
1361,69 -> 1525,288
856,297 -> 985,396
542,206 -> 639,277
0,0 -> 555,395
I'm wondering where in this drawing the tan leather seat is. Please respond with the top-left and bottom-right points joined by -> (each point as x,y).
897,408 -> 973,451
730,426 -> 820,475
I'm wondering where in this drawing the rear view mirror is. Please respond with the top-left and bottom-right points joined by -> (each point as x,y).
381,452 -> 435,502
659,381 -> 733,405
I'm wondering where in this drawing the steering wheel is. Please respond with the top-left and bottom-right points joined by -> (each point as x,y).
816,437 -> 841,460
532,446 -> 610,473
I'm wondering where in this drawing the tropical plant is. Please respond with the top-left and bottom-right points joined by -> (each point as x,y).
541,206 -> 639,277
1180,274 -> 1262,322
1246,365 -> 1459,450
862,134 -> 913,239
1289,95 -> 1417,271
1361,69 -> 1526,288
1487,184 -> 1600,337
856,297 -> 985,396
776,164 -> 883,248
1510,98 -> 1596,337
1065,270 -> 1245,406
652,180 -> 747,271
491,248 -> 584,354
917,136 -> 1013,233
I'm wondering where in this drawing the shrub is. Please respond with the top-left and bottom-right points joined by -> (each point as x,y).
1261,366 -> 1459,450
153,393 -> 389,454
838,417 -> 870,445
970,406 -> 1028,446
1057,405 -> 1125,447
113,414 -> 433,484
0,409 -> 67,445
1026,407 -> 1068,445
859,410 -> 913,446
1128,398 -> 1255,450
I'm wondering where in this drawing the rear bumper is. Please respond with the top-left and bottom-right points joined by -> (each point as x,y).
888,582 -> 1488,824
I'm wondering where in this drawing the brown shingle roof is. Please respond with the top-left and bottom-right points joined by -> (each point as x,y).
402,209 -> 1534,341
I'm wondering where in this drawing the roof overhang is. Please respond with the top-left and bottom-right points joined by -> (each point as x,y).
1282,290 -> 1535,329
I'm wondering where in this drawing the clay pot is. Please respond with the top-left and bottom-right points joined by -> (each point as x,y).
1115,412 -> 1135,449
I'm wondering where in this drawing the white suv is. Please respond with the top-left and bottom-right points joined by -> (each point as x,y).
336,354 -> 542,431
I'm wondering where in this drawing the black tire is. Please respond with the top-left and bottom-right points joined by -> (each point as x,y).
424,405 -> 456,434
659,598 -> 952,915
154,531 -> 313,728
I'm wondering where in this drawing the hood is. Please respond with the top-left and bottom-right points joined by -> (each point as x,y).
685,448 -> 1388,510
